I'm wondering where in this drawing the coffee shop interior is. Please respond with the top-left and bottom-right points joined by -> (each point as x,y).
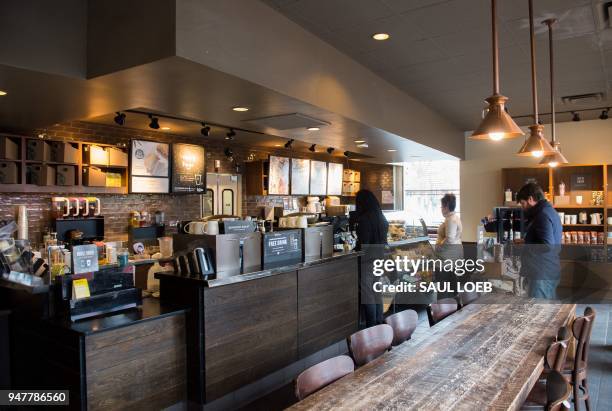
1,0 -> 611,410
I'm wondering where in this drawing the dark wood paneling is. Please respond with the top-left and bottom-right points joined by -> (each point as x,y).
297,256 -> 358,358
203,271 -> 298,401
245,160 -> 265,195
85,315 -> 186,411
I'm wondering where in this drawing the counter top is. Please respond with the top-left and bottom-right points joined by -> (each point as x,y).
156,250 -> 363,287
46,297 -> 188,336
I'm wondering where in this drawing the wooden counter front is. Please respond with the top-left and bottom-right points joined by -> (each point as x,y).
158,252 -> 360,405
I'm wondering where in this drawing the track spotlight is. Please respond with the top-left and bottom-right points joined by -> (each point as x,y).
224,148 -> 233,158
571,112 -> 580,122
201,123 -> 211,136
600,109 -> 609,120
326,147 -> 335,154
309,144 -> 316,152
148,114 -> 160,129
284,139 -> 294,149
225,129 -> 236,140
114,112 -> 126,126
343,151 -> 350,158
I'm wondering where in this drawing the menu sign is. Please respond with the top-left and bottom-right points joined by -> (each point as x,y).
291,158 -> 310,195
310,161 -> 328,195
130,140 -> 170,193
72,244 -> 99,275
262,230 -> 302,269
571,173 -> 590,190
327,163 -> 343,195
268,156 -> 290,195
172,143 -> 205,193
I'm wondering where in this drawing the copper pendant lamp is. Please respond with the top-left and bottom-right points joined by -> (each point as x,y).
517,0 -> 555,157
470,0 -> 524,140
539,19 -> 569,167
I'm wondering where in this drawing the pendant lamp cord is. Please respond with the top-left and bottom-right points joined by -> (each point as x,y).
529,0 -> 538,124
492,0 -> 499,95
546,19 -> 556,144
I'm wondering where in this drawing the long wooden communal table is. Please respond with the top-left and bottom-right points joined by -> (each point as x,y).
289,296 -> 575,411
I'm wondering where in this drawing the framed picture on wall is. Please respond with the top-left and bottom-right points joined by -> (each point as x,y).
130,139 -> 170,193
310,160 -> 327,195
268,155 -> 290,195
327,162 -> 343,195
171,143 -> 206,193
291,158 -> 310,195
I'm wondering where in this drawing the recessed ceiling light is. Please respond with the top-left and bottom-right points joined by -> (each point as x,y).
274,144 -> 282,147
232,106 -> 249,112
387,149 -> 397,152
372,33 -> 390,41
0,90 -> 7,96
354,140 -> 366,144
307,127 -> 320,131
357,143 -> 369,148
161,126 -> 171,130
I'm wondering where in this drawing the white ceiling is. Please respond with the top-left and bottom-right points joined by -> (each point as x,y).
262,0 -> 612,130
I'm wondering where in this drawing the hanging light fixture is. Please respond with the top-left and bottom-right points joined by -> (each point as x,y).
470,0 -> 524,140
539,19 -> 568,168
517,0 -> 555,158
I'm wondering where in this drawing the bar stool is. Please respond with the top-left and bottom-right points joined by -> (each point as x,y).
427,298 -> 458,326
294,355 -> 354,401
521,370 -> 571,411
566,307 -> 596,411
347,324 -> 393,367
384,309 -> 418,346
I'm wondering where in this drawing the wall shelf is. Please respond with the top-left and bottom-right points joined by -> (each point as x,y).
0,134 -> 128,194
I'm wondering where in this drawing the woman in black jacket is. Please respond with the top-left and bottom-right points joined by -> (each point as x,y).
352,189 -> 389,326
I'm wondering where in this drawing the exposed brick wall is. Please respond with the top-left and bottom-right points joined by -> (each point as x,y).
1,121 -> 395,243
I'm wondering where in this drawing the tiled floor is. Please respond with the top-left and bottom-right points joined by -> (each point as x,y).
242,304 -> 611,411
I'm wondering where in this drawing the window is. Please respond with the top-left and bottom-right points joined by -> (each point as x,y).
402,159 -> 460,226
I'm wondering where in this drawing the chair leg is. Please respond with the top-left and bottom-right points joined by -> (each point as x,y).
573,375 -> 581,411
583,378 -> 590,411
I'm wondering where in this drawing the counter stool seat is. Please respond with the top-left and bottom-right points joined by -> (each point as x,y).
384,309 -> 418,346
427,298 -> 458,326
294,355 -> 355,401
348,324 -> 393,367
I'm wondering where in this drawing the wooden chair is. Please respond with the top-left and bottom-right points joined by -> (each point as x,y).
426,298 -> 458,326
294,355 -> 354,401
521,370 -> 571,411
565,307 -> 596,411
347,324 -> 393,367
384,309 -> 418,346
457,291 -> 479,308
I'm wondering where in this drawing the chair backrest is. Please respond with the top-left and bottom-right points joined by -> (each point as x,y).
385,309 -> 418,346
546,370 -> 572,411
348,324 -> 393,367
427,298 -> 458,326
545,326 -> 571,372
294,355 -> 354,401
571,307 -> 596,369
458,291 -> 479,308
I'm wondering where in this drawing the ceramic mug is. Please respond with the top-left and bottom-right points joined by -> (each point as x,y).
558,212 -> 565,224
564,215 -> 571,225
278,218 -> 286,228
575,195 -> 583,205
297,216 -> 308,228
607,217 -> 612,225
578,212 -> 588,224
206,220 -> 219,235
287,217 -> 298,228
185,221 -> 207,235
570,215 -> 577,225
